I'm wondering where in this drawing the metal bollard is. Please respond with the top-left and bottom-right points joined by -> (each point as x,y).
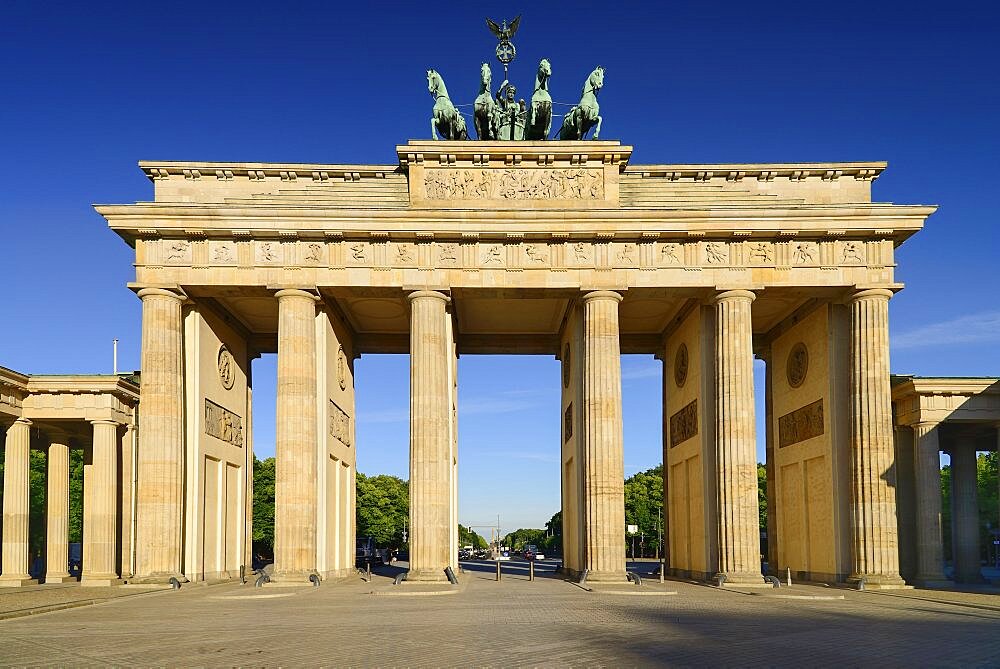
659,558 -> 665,583
496,560 -> 502,582
529,560 -> 534,582
367,560 -> 372,582
786,567 -> 792,587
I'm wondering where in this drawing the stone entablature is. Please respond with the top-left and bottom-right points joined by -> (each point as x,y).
892,376 -> 1000,426
96,141 -> 933,299
0,367 -> 139,426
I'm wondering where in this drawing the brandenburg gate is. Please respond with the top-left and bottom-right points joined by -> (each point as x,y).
87,139 -> 934,586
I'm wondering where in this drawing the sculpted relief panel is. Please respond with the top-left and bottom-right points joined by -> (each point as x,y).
329,399 -> 352,447
424,168 -> 604,200
778,399 -> 824,448
205,399 -> 244,447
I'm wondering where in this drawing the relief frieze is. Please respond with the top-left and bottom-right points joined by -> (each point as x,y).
778,399 -> 824,448
424,168 -> 604,200
204,398 -> 243,447
329,399 -> 352,447
669,399 -> 698,447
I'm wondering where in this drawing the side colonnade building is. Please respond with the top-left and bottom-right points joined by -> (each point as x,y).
0,367 -> 139,586
2,140 -> 941,587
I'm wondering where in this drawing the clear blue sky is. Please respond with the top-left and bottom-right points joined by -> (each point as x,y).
2,1 -> 998,532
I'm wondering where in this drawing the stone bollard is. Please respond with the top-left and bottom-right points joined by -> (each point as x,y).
496,560 -> 502,582
529,560 -> 534,582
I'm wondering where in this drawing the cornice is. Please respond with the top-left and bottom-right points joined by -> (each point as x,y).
625,162 -> 887,182
138,161 -> 402,183
95,202 -> 935,244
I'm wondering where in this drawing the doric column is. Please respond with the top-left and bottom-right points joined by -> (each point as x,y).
581,290 -> 626,582
848,289 -> 905,587
134,287 -> 185,581
0,418 -> 36,587
82,420 -> 121,586
912,422 -> 949,584
44,435 -> 74,584
713,290 -> 764,584
950,444 -> 982,583
407,290 -> 452,582
119,423 -> 135,580
271,289 -> 319,582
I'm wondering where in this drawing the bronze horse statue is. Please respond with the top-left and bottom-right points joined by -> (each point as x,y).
427,69 -> 468,141
557,66 -> 604,140
525,58 -> 552,141
473,62 -> 497,140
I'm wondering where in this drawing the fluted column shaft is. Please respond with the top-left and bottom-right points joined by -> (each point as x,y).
713,290 -> 763,584
272,289 -> 319,581
0,419 -> 34,586
407,290 -> 452,582
82,420 -> 120,585
912,422 -> 948,583
581,291 -> 626,581
135,288 -> 185,580
950,444 -> 981,583
849,289 -> 904,586
45,438 -> 73,583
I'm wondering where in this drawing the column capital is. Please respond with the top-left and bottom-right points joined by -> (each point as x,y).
581,290 -> 623,304
274,288 -> 319,301
89,419 -> 120,427
136,287 -> 185,302
714,289 -> 756,303
407,289 -> 451,304
850,288 -> 894,303
10,417 -> 31,428
912,419 -> 941,431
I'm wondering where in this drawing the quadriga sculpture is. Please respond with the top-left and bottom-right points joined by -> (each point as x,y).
524,58 -> 552,141
473,62 -> 497,140
427,69 -> 468,141
557,66 -> 604,140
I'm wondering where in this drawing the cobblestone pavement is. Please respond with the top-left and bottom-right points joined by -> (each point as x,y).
3,564 -> 1000,667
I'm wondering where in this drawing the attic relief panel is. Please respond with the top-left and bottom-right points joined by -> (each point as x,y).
423,168 -> 604,200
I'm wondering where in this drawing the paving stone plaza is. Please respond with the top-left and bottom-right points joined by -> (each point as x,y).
3,562 -> 1000,666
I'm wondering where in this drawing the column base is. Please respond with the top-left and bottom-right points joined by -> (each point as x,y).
127,572 -> 188,585
266,569 -> 319,586
43,574 -> 77,584
405,568 -> 450,583
583,570 -> 629,584
848,573 -> 910,590
0,575 -> 38,588
81,575 -> 122,587
716,571 -> 767,587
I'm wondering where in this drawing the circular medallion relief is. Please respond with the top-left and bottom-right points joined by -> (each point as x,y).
674,343 -> 689,388
562,343 -> 571,389
787,342 -> 809,389
337,345 -> 348,391
217,345 -> 235,390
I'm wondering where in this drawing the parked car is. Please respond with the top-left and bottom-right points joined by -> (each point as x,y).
525,544 -> 544,560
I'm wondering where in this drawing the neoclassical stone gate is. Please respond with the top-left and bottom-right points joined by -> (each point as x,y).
95,140 -> 935,586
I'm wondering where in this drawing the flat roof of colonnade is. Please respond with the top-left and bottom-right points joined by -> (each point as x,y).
95,140 -> 937,356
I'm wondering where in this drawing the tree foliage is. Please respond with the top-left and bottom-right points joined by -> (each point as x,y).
356,472 -> 409,549
252,456 -> 275,553
459,524 -> 488,549
624,464 -> 663,556
502,527 -> 547,551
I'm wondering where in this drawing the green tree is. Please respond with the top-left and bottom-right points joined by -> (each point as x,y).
757,463 -> 767,533
251,456 -> 275,553
624,464 -> 663,556
458,524 -> 488,549
502,528 -> 547,551
356,472 -> 409,549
